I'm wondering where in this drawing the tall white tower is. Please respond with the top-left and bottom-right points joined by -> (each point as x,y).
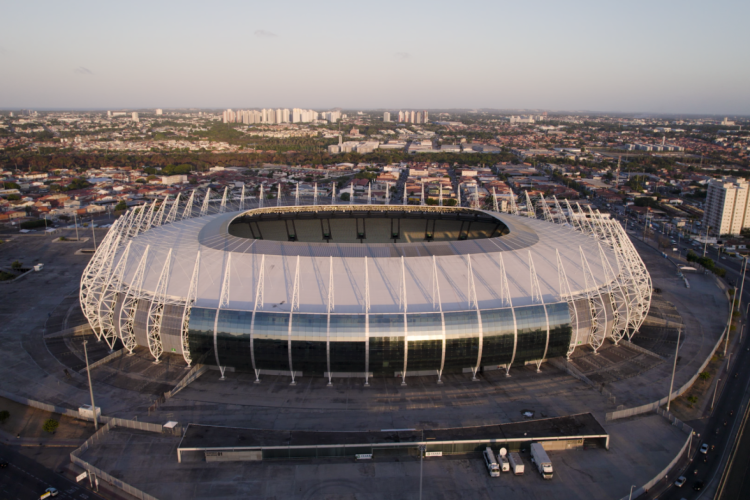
384,112 -> 391,122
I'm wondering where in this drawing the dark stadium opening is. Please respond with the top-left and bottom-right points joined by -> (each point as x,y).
228,206 -> 509,243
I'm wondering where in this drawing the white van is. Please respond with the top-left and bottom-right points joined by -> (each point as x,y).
483,447 -> 500,477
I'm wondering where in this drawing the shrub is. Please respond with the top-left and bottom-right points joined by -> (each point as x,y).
0,410 -> 9,424
11,260 -> 22,270
699,371 -> 710,381
42,419 -> 59,433
687,395 -> 698,404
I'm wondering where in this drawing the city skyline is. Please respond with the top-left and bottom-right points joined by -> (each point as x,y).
2,0 -> 749,114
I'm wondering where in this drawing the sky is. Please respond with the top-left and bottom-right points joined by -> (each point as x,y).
2,0 -> 749,115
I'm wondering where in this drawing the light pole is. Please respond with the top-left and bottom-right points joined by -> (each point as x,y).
83,340 -> 98,431
73,212 -> 80,241
666,326 -> 681,412
91,219 -> 97,251
628,485 -> 636,500
703,224 -> 710,257
738,257 -> 748,311
711,378 -> 721,411
419,445 -> 426,500
726,286 -> 737,356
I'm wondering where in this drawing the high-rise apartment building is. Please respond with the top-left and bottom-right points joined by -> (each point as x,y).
384,112 -> 391,122
131,112 -> 139,123
398,111 -> 404,123
155,109 -> 163,115
704,177 -> 750,235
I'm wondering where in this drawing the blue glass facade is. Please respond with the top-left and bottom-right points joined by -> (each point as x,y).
185,302 -> 573,377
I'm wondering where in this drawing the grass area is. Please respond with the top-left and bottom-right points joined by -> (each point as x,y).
0,270 -> 17,281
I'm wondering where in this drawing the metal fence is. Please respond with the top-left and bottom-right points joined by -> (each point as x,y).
0,388 -> 81,419
43,323 -> 92,339
619,430 -> 691,500
70,418 -> 163,500
83,348 -> 124,372
164,364 -> 207,400
605,326 -> 727,422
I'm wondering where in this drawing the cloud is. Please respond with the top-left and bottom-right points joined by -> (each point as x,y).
254,30 -> 278,38
74,67 -> 93,75
395,52 -> 411,60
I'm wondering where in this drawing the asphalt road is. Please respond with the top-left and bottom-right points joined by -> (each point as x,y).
610,210 -> 750,499
0,444 -> 105,500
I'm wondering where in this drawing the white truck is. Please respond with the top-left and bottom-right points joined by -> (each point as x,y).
530,442 -> 553,479
508,452 -> 524,475
497,447 -> 510,472
483,447 -> 500,477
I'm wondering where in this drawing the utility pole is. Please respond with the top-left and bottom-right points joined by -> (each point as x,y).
711,378 -> 721,411
703,224 -> 710,257
419,444 -> 426,500
83,340 -> 98,430
738,257 -> 748,312
726,286 -> 737,356
666,326 -> 681,412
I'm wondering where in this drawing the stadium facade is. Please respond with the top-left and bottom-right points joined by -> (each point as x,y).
80,190 -> 651,384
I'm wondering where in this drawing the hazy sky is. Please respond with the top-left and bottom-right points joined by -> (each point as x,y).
2,0 -> 749,114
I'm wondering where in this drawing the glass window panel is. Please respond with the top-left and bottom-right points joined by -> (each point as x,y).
443,311 -> 479,371
407,340 -> 442,371
545,302 -> 573,359
369,336 -> 404,375
513,305 -> 547,364
216,310 -> 252,372
481,308 -> 515,366
187,307 -> 216,365
291,340 -> 327,376
330,341 -> 366,373
330,314 -> 367,341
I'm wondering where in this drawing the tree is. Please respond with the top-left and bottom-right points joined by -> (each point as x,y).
11,261 -> 22,270
340,192 -> 351,201
114,201 -> 127,211
42,419 -> 59,433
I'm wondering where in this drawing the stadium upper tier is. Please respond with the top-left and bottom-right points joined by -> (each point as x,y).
80,193 -> 651,382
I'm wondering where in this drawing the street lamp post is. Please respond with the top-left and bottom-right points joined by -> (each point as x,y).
73,213 -> 79,241
91,219 -> 97,251
83,340 -> 98,431
628,485 -> 636,500
703,224 -> 710,257
419,445 -> 426,500
666,326 -> 681,412
711,378 -> 721,411
726,286 -> 737,356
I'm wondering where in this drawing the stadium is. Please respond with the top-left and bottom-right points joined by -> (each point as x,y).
79,190 -> 652,385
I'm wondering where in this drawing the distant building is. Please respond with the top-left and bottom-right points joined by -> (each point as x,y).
704,177 -> 750,235
383,112 -> 391,122
131,112 -> 139,123
161,175 -> 188,185
155,109 -> 163,115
